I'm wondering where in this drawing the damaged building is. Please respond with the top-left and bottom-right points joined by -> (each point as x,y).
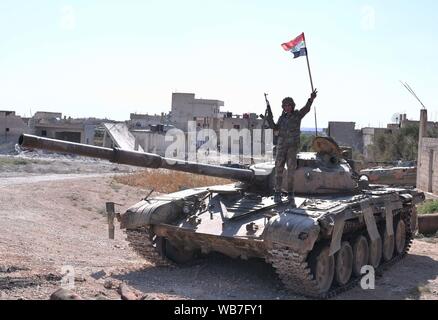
29,112 -> 102,145
0,110 -> 30,151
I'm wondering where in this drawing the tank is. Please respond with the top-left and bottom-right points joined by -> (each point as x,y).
18,134 -> 425,298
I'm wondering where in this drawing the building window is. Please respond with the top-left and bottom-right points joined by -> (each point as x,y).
41,130 -> 47,137
5,128 -> 9,132
233,125 -> 240,129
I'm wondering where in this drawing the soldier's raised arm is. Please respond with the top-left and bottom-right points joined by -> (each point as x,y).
263,93 -> 278,130
298,89 -> 318,118
266,112 -> 278,130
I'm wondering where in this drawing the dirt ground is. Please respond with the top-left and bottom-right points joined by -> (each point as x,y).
0,155 -> 437,300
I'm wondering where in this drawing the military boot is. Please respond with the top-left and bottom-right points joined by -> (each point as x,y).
273,192 -> 282,203
288,192 -> 296,208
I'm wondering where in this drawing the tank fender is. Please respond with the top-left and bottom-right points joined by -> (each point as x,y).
317,205 -> 351,256
264,211 -> 320,253
410,206 -> 419,233
398,193 -> 421,233
328,214 -> 346,256
361,200 -> 380,242
384,197 -> 403,236
120,188 -> 209,229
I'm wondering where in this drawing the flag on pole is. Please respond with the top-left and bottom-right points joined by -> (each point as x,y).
281,33 -> 307,58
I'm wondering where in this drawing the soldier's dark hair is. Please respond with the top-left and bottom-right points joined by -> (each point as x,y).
282,97 -> 295,107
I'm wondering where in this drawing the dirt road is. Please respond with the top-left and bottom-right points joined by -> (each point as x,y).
1,173 -> 437,300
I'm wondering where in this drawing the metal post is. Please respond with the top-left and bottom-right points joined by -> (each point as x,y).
106,202 -> 116,240
303,34 -> 318,136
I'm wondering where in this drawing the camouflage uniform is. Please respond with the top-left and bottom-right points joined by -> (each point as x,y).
274,99 -> 313,193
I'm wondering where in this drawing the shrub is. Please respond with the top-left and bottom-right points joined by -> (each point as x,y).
417,200 -> 438,214
114,169 -> 233,193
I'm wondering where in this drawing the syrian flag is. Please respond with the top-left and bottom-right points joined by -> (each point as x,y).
281,33 -> 307,58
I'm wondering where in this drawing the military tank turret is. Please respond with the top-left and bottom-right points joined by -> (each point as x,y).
18,134 -> 424,298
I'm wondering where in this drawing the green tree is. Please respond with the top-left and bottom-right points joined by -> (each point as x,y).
369,124 -> 419,162
428,126 -> 438,138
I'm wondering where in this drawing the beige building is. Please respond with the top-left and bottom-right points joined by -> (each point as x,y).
30,112 -> 99,144
171,93 -> 223,132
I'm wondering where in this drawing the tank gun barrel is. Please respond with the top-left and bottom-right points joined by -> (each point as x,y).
18,134 -> 254,182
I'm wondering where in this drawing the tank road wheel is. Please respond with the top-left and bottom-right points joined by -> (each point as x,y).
310,246 -> 335,293
352,236 -> 369,277
163,239 -> 196,264
335,242 -> 353,286
368,237 -> 382,268
394,219 -> 407,255
382,228 -> 395,262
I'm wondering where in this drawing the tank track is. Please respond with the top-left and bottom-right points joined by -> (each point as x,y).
125,227 -> 173,267
268,207 -> 414,299
125,209 -> 413,298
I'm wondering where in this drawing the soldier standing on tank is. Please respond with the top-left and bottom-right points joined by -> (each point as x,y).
270,89 -> 318,206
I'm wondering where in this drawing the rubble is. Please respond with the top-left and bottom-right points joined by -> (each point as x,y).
103,279 -> 116,289
117,283 -> 141,300
50,288 -> 83,300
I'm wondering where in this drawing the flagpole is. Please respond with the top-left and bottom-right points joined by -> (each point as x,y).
302,33 -> 318,136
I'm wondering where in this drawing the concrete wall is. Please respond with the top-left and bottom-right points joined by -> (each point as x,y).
328,121 -> 363,152
416,109 -> 438,195
417,137 -> 438,194
0,111 -> 30,150
362,127 -> 390,159
83,124 -> 96,144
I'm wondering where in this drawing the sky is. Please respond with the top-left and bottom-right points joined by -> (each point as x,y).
0,0 -> 437,128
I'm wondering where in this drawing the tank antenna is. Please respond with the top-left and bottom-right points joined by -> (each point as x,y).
400,81 -> 427,109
